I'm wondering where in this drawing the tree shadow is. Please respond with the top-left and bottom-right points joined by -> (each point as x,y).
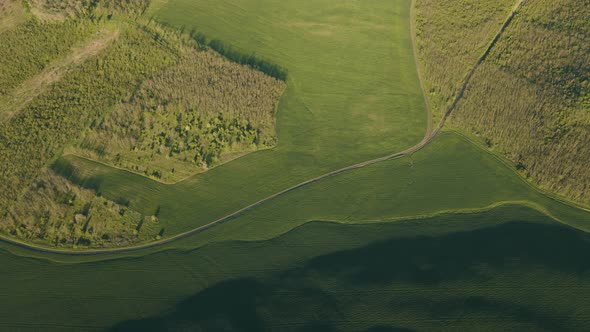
294,220 -> 590,285
109,221 -> 590,331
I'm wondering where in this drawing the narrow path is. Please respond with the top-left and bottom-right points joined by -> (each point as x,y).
0,0 -> 526,255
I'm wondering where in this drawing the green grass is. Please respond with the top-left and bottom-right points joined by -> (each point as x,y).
1,205 -> 590,330
12,0 -> 589,253
55,130 -> 590,246
53,0 -> 587,246
51,0 -> 427,238
155,0 -> 427,159
171,132 -> 590,248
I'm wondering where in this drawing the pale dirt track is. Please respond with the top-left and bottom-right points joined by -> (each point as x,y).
0,0 -> 526,255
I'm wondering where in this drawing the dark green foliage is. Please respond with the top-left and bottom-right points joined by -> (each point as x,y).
72,39 -> 284,182
0,169 -> 157,247
0,2 -> 285,243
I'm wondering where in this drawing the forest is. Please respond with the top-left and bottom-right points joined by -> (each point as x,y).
0,0 -> 285,247
69,37 -> 285,183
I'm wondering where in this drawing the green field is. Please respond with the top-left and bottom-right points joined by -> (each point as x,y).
48,0 -> 588,246
2,205 -> 590,330
51,130 -> 590,252
0,0 -> 589,330
50,0 -> 428,240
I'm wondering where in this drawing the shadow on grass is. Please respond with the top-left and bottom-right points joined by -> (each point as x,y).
51,157 -> 104,192
296,220 -> 590,285
109,221 -> 590,331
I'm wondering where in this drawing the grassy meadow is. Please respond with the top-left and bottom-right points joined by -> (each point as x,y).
52,131 -> 590,245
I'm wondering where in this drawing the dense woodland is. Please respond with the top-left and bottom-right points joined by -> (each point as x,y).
70,38 -> 285,182
0,0 -> 285,247
448,0 -> 590,204
0,21 -> 175,246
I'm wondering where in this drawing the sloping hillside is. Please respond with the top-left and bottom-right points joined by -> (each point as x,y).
415,0 -> 590,205
447,0 -> 590,204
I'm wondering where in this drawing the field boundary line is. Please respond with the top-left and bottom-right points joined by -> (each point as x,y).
447,129 -> 590,214
4,0 -> 576,256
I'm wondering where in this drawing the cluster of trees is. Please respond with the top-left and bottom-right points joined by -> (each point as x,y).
0,21 -> 176,233
0,169 -> 159,247
189,30 -> 288,81
447,0 -> 590,204
72,40 -> 285,182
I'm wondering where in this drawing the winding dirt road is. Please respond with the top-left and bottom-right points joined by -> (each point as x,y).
0,0 -> 526,255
